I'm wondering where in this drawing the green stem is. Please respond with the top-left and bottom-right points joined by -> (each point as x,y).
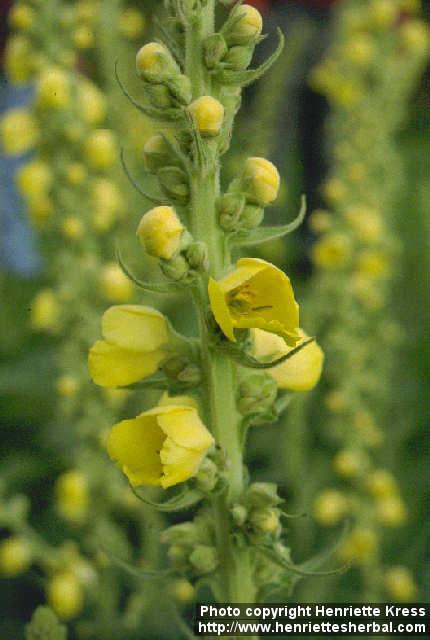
184,0 -> 258,617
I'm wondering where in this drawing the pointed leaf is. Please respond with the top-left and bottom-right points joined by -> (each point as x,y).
214,28 -> 284,87
257,544 -> 350,578
230,195 -> 307,248
120,149 -> 165,205
105,550 -> 173,581
224,338 -> 315,370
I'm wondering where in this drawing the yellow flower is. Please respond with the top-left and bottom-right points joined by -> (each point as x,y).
107,404 -> 214,489
158,392 -> 198,408
240,157 -> 280,206
0,537 -> 31,576
322,177 -> 346,205
400,20 -> 429,54
333,449 -> 366,478
343,35 -> 375,66
228,4 -> 263,44
47,571 -> 83,619
4,35 -> 33,84
375,496 -> 407,526
311,233 -> 351,269
384,566 -> 418,602
137,206 -> 184,260
369,0 -> 397,28
308,209 -> 332,234
99,263 -> 134,302
339,528 -> 377,564
119,7 -> 145,40
16,159 -> 52,200
356,250 -> 389,278
313,489 -> 348,526
55,470 -> 89,522
57,375 -> 79,397
84,129 -> 117,169
136,42 -> 177,76
65,162 -> 87,186
73,25 -> 94,49
77,80 -> 106,126
36,67 -> 70,109
344,205 -> 383,242
253,328 -> 323,391
173,579 -> 195,604
27,195 -> 54,227
88,305 -> 170,387
208,258 -> 300,344
366,469 -> 397,498
92,178 -> 123,231
8,4 -> 34,31
0,108 -> 38,155
324,390 -> 346,414
188,96 -> 224,137
31,289 -> 60,331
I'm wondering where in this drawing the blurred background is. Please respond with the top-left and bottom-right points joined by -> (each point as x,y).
0,0 -> 429,637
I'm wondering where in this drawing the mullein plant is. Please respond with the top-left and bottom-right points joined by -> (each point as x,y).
0,1 -> 166,634
302,0 -> 429,602
86,0 -> 328,621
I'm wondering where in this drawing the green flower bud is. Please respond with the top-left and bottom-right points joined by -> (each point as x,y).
230,503 -> 248,527
195,458 -> 218,492
223,45 -> 254,70
185,242 -> 209,272
143,134 -> 176,173
157,166 -> 190,204
239,204 -> 264,230
161,522 -> 199,546
189,545 -> 218,575
159,254 -> 190,281
203,33 -> 228,69
144,83 -> 174,109
222,4 -> 263,47
217,192 -> 245,231
250,507 -> 281,537
25,606 -> 67,640
168,545 -> 190,571
238,373 -> 277,416
162,355 -> 202,386
247,482 -> 282,507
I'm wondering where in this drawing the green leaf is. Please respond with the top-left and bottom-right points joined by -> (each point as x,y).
106,549 -> 174,581
223,338 -> 315,370
257,543 -> 351,578
214,28 -> 285,87
130,484 -> 204,512
116,247 -> 179,294
230,195 -> 307,248
120,149 -> 165,205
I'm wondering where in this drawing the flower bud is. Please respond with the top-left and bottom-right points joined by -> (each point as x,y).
162,355 -> 202,386
223,45 -> 254,70
5,35 -> 33,84
61,216 -> 84,240
195,458 -> 218,492
238,373 -> 277,416
188,96 -> 224,137
157,166 -> 190,204
47,572 -> 83,619
78,80 -> 106,126
223,4 -> 263,46
137,205 -> 184,260
25,606 -> 67,638
73,25 -> 94,49
143,134 -> 175,173
55,470 -> 88,522
36,67 -> 70,109
166,74 -> 192,105
366,469 -> 396,498
339,528 -> 377,564
369,0 -> 397,28
57,375 -> 79,397
161,521 -> 199,547
168,545 -> 189,570
384,567 -> 417,602
65,162 -> 87,186
203,33 -> 228,69
247,482 -> 282,507
400,20 -> 429,55
144,83 -> 174,109
333,449 -> 366,478
84,129 -> 117,169
16,160 -> 52,200
185,242 -> 209,272
0,107 -> 38,155
313,489 -> 347,526
0,537 -> 31,576
136,42 -> 179,80
99,263 -> 134,302
230,504 -> 248,527
160,254 -> 190,281
250,507 -> 281,536
239,204 -> 264,230
311,233 -> 351,269
375,496 -> 407,526
173,579 -> 195,604
240,157 -> 280,206
31,289 -> 60,332
189,545 -> 218,575
217,193 -> 245,231
119,7 -> 145,40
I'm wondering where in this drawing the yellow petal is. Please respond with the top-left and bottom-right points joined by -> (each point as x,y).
107,414 -> 165,486
254,329 -> 324,391
155,406 -> 214,451
158,392 -> 198,408
102,305 -> 169,351
208,277 -> 236,341
88,340 -> 164,387
160,442 -> 207,489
